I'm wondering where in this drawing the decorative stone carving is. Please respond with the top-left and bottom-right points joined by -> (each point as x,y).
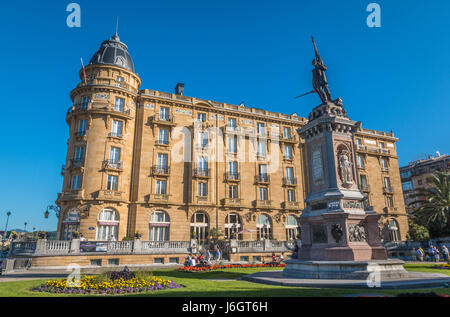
311,144 -> 325,186
312,225 -> 328,243
331,224 -> 343,243
348,224 -> 367,242
328,200 -> 340,210
343,200 -> 363,209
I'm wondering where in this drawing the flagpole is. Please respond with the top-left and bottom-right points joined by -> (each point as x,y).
80,58 -> 87,85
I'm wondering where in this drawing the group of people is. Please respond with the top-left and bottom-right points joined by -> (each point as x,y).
269,252 -> 285,264
185,249 -> 222,267
415,244 -> 449,262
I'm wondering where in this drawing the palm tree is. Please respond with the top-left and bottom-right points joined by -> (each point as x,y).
409,171 -> 450,236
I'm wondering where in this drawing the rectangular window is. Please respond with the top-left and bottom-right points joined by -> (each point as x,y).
116,76 -> 124,82
381,157 -> 389,169
283,127 -> 291,138
384,177 -> 392,190
159,107 -> 170,120
355,138 -> 362,145
198,156 -> 208,171
379,142 -> 385,149
77,119 -> 86,135
71,175 -> 81,189
157,153 -> 168,168
285,167 -> 294,180
114,97 -> 125,112
259,164 -> 268,177
154,258 -> 164,264
402,181 -> 413,191
386,196 -> 394,208
80,97 -> 90,109
257,140 -> 266,156
74,146 -> 84,161
360,174 -> 367,187
229,185 -> 238,198
107,259 -> 120,266
284,145 -> 292,159
169,257 -> 179,264
257,122 -> 265,135
107,175 -> 118,191
259,187 -> 268,200
158,128 -> 169,144
197,113 -> 206,122
198,182 -> 207,197
90,259 -> 102,266
227,136 -> 237,153
357,155 -> 365,168
156,180 -> 167,194
228,118 -> 236,128
109,147 -> 121,163
287,189 -> 295,202
228,161 -> 237,175
111,120 -> 123,137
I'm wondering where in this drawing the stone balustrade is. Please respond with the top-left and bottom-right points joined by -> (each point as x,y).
8,239 -> 295,257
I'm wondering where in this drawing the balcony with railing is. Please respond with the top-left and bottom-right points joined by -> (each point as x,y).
152,166 -> 170,176
195,196 -> 209,204
223,197 -> 244,207
280,134 -> 297,143
151,115 -> 176,126
383,185 -> 394,194
193,168 -> 210,178
156,138 -> 169,146
224,172 -> 240,182
283,201 -> 300,210
360,184 -> 371,192
381,166 -> 390,172
102,160 -> 123,171
254,200 -> 272,209
67,102 -> 131,119
283,177 -> 297,186
108,132 -> 123,139
255,174 -> 270,184
60,189 -> 85,201
97,189 -> 124,201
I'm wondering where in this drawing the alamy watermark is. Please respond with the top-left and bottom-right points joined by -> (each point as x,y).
366,3 -> 381,28
66,3 -> 81,28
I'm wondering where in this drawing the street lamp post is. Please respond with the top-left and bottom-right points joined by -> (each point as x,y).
1,211 -> 11,258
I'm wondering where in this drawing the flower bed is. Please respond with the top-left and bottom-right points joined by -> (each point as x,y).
31,273 -> 182,295
435,263 -> 450,270
176,263 -> 286,273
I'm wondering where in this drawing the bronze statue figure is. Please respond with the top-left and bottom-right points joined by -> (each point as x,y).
312,36 -> 332,104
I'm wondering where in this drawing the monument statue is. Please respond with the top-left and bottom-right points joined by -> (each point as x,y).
338,150 -> 353,185
312,36 -> 332,104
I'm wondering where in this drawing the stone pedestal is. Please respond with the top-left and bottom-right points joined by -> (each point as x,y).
283,259 -> 408,280
298,211 -> 387,261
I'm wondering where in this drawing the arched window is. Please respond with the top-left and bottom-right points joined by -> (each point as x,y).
61,208 -> 80,240
96,208 -> 119,241
256,214 -> 272,240
190,212 -> 209,241
388,219 -> 400,242
285,215 -> 300,241
149,211 -> 170,241
225,213 -> 242,240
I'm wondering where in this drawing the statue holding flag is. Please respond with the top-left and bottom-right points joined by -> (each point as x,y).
311,36 -> 332,104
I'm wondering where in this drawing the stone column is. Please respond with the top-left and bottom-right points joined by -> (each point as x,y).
133,239 -> 142,254
35,239 -> 47,255
70,239 -> 80,254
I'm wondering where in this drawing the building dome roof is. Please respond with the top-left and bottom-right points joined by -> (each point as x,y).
88,32 -> 135,73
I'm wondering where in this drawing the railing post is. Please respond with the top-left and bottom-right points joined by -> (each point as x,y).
264,239 -> 271,251
230,239 -> 238,253
70,239 -> 80,254
133,239 -> 142,254
36,239 -> 47,255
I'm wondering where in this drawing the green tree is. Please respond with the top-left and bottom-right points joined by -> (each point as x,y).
409,171 -> 450,237
406,220 -> 430,241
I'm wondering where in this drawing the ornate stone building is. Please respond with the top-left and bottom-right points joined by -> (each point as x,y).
56,32 -> 409,250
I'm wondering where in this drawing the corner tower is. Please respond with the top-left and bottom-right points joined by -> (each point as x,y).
57,32 -> 141,241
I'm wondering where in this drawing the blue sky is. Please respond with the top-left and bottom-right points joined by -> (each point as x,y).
0,0 -> 449,232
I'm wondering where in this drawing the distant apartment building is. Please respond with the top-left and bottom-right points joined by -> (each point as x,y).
400,153 -> 450,214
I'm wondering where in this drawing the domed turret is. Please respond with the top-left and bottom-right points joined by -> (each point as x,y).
88,32 -> 135,73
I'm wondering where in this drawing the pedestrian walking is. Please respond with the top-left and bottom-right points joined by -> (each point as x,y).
442,245 -> 449,262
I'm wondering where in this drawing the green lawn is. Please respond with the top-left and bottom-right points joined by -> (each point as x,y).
0,264 -> 448,297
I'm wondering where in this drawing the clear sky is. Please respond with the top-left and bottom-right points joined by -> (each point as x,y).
0,0 -> 449,232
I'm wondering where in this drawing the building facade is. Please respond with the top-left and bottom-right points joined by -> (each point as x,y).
56,33 -> 409,248
400,153 -> 449,214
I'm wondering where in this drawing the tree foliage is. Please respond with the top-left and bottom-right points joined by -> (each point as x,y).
410,171 -> 450,237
